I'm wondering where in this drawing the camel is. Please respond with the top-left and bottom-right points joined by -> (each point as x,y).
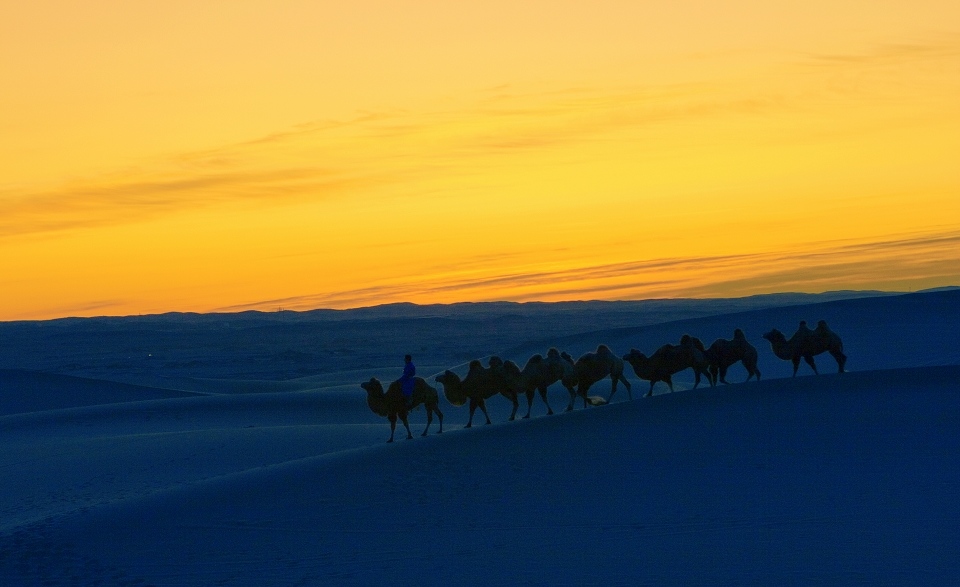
623,343 -> 699,397
703,328 -> 761,384
677,334 -> 714,389
622,335 -> 715,397
493,348 -> 581,418
435,360 -> 503,428
762,320 -> 846,376
543,348 -> 581,412
361,376 -> 444,442
486,355 -> 532,420
572,344 -> 631,405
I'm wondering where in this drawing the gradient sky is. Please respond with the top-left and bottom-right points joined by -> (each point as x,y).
2,1 -> 959,320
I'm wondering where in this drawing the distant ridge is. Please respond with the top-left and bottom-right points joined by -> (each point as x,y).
2,289 -> 904,325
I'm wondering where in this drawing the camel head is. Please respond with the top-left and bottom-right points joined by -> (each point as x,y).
560,351 -> 574,364
435,370 -> 467,407
762,329 -> 785,344
680,334 -> 706,351
622,348 -> 652,378
361,377 -> 385,395
435,370 -> 459,386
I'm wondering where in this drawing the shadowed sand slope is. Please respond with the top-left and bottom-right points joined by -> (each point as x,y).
2,366 -> 958,586
0,369 -> 201,416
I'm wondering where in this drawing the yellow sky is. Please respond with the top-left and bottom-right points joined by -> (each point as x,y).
2,1 -> 959,320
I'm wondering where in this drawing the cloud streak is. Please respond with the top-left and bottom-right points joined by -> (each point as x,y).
219,229 -> 960,313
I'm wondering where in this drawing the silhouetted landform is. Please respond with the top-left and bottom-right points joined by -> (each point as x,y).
361,376 -> 443,442
0,290 -> 903,384
763,320 -> 846,376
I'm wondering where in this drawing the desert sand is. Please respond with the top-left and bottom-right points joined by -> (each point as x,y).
1,289 -> 958,585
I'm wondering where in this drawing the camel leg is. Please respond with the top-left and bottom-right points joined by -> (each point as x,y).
508,393 -> 519,422
400,413 -> 413,440
804,355 -> 818,375
709,365 -> 719,386
387,414 -> 397,443
421,408 -> 433,436
538,386 -> 553,416
742,359 -> 759,382
831,350 -> 846,373
665,375 -> 674,393
791,357 -> 801,376
478,398 -> 492,425
578,383 -> 592,408
719,364 -> 730,384
619,374 -> 632,400
565,387 -> 576,412
466,399 -> 477,428
698,368 -> 713,388
523,390 -> 535,419
608,375 -> 619,403
645,381 -> 655,398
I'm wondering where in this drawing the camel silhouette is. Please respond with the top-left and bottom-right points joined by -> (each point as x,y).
763,320 -> 846,376
361,376 -> 443,442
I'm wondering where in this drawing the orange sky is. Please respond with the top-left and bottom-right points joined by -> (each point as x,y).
2,1 -> 959,320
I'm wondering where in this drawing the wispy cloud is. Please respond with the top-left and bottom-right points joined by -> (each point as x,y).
219,229 -> 960,312
0,165 -> 385,238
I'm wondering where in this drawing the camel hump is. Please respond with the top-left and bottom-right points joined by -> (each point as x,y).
488,355 -> 504,368
733,328 -> 746,340
546,347 -> 561,358
596,344 -> 612,355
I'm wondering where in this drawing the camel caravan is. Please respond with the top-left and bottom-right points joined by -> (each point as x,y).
362,320 -> 846,442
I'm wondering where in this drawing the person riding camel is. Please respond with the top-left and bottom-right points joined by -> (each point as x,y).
400,354 -> 416,409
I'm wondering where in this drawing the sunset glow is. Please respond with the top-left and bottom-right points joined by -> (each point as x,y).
2,1 -> 959,320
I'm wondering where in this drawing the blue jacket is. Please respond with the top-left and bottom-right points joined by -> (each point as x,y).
400,362 -> 416,397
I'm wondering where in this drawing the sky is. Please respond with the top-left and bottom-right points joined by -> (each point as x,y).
2,1 -> 959,320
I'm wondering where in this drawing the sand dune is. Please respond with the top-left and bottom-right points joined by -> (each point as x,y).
0,370 -> 201,416
1,290 -> 958,585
